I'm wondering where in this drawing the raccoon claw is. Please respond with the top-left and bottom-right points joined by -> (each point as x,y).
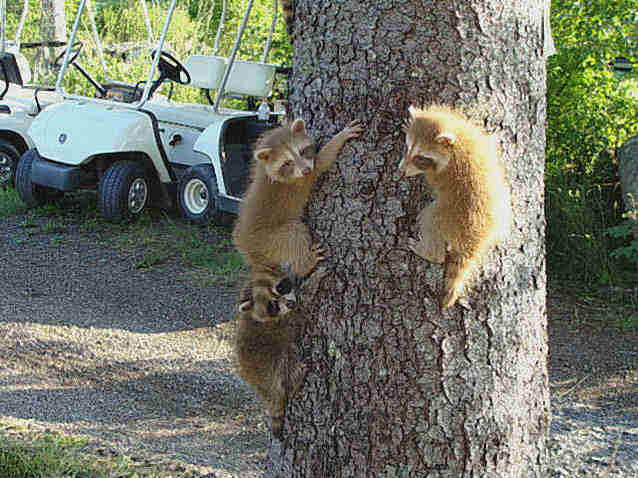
342,120 -> 363,139
457,297 -> 471,310
407,237 -> 424,259
311,245 -> 326,262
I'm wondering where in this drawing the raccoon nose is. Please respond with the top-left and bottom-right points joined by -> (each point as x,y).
302,167 -> 312,176
275,278 -> 293,295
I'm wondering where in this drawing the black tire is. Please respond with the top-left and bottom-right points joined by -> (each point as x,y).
98,160 -> 150,222
15,149 -> 62,206
0,139 -> 21,189
178,164 -> 221,224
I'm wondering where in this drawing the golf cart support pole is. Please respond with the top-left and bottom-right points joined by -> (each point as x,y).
56,0 -> 178,110
213,0 -> 255,113
141,0 -> 155,44
0,0 -> 5,55
85,0 -> 107,75
212,0 -> 226,56
139,0 -> 178,108
261,0 -> 277,63
14,0 -> 28,48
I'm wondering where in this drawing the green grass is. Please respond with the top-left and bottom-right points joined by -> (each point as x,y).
0,188 -> 26,217
0,431 -> 160,478
0,187 -> 244,281
117,216 -> 245,283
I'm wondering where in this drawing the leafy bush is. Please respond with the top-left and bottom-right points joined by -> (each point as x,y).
546,0 -> 638,284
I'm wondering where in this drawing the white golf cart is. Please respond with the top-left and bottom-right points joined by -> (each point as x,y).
0,0 -> 119,190
0,0 -> 69,189
15,0 -> 284,224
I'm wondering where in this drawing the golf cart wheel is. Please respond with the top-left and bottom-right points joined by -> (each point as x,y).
98,160 -> 150,222
178,164 -> 221,224
0,139 -> 20,189
15,149 -> 62,206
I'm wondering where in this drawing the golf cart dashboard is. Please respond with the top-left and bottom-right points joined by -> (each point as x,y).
102,82 -> 143,103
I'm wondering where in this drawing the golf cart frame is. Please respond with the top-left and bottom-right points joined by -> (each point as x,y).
0,0 -> 109,189
16,0 -> 284,223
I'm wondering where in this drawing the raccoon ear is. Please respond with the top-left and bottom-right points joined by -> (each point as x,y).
255,148 -> 273,162
290,118 -> 306,134
238,300 -> 253,312
435,132 -> 456,145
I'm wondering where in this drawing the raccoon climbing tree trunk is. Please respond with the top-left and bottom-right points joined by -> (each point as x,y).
267,1 -> 549,476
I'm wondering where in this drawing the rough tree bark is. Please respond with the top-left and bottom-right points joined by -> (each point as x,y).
268,0 -> 549,476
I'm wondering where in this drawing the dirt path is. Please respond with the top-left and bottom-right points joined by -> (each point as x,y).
0,212 -> 636,477
0,213 -> 269,477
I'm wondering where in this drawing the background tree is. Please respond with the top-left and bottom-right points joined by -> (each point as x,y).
40,0 -> 65,72
267,0 -> 549,476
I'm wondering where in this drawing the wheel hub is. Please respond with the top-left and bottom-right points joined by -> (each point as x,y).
0,154 -> 11,186
184,178 -> 209,214
128,178 -> 148,214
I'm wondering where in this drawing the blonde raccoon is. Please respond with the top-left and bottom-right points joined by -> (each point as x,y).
233,118 -> 362,278
400,105 -> 511,309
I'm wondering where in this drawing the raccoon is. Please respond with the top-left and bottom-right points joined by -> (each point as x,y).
400,105 -> 511,309
233,119 -> 362,278
234,268 -> 306,439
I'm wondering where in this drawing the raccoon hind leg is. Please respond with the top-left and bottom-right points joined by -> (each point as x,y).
408,202 -> 446,264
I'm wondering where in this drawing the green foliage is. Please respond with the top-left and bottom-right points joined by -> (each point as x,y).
546,0 -> 638,284
3,0 -> 291,102
606,195 -> 638,268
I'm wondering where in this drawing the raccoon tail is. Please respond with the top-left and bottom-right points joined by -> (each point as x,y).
271,413 -> 284,440
441,252 -> 478,310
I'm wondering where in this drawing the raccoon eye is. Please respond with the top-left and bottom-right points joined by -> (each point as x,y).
267,300 -> 280,317
279,160 -> 294,176
412,156 -> 435,169
275,278 -> 293,295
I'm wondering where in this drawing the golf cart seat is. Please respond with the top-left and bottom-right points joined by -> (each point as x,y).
0,50 -> 60,109
183,54 -> 276,99
184,54 -> 227,90
225,60 -> 276,98
0,50 -> 32,87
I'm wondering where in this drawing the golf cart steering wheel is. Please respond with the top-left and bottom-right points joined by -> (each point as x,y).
152,50 -> 191,85
53,41 -> 83,68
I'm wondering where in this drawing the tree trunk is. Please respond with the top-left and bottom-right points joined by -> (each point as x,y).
268,0 -> 549,476
40,0 -> 66,72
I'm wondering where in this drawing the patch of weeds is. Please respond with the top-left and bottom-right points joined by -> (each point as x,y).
50,236 -> 63,247
135,246 -> 171,269
0,431 -> 162,478
79,216 -> 102,232
42,219 -> 67,235
32,201 -> 66,218
119,217 -> 245,278
0,188 -> 25,217
19,216 -> 36,228
551,280 -> 638,331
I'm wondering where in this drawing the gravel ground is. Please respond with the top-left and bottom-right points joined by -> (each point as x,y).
0,211 -> 636,477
